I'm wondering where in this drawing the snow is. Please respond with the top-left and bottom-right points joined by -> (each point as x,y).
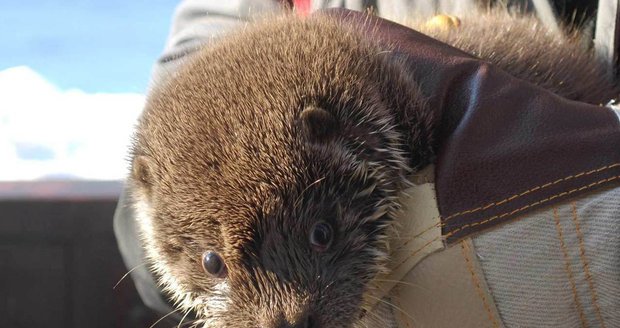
0,66 -> 144,181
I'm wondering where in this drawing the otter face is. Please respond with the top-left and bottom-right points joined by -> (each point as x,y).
133,150 -> 394,327
129,15 -> 428,328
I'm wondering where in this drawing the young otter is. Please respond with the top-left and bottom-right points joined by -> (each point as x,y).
129,9 -> 618,328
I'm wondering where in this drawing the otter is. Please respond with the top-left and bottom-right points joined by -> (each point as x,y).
128,9 -> 618,328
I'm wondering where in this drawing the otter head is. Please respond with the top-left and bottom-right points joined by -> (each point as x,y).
129,14 -> 431,328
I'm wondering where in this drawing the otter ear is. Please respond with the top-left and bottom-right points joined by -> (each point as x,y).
131,155 -> 154,192
300,106 -> 338,142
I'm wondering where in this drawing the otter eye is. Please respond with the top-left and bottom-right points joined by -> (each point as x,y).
310,221 -> 333,252
201,251 -> 226,278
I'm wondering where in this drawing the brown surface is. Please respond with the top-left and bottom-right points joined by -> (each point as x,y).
0,195 -> 173,328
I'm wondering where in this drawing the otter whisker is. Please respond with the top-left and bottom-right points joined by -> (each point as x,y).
112,262 -> 147,290
176,309 -> 192,328
187,319 -> 205,328
183,318 -> 201,328
188,319 -> 203,328
372,278 -> 431,293
354,319 -> 371,328
294,176 -> 326,209
324,280 -> 336,292
365,294 -> 420,327
361,308 -> 389,327
149,308 -> 181,328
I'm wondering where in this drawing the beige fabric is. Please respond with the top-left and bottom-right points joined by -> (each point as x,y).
368,167 -> 504,328
370,167 -> 444,302
391,239 -> 504,328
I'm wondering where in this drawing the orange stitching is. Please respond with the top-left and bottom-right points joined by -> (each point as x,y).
442,163 -> 619,221
554,207 -> 588,328
572,202 -> 607,328
396,163 -> 620,250
448,175 -> 620,238
392,175 -> 620,273
460,241 -> 500,328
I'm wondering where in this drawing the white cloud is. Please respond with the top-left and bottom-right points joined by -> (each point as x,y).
0,66 -> 144,180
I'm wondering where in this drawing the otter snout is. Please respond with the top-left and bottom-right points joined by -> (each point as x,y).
262,311 -> 317,328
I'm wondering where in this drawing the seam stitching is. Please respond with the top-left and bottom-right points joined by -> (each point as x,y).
460,241 -> 499,328
572,202 -> 607,328
443,163 -> 620,220
554,206 -> 588,328
396,163 -> 620,251
392,175 -> 620,272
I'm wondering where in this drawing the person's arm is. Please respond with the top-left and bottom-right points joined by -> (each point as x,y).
151,0 -> 286,85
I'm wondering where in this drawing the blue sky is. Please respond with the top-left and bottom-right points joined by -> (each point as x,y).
0,0 -> 179,93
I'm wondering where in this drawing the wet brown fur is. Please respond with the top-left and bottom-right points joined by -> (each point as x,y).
129,9 -> 619,328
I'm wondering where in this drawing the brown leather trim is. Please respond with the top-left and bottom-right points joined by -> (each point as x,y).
426,43 -> 620,242
319,9 -> 620,243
